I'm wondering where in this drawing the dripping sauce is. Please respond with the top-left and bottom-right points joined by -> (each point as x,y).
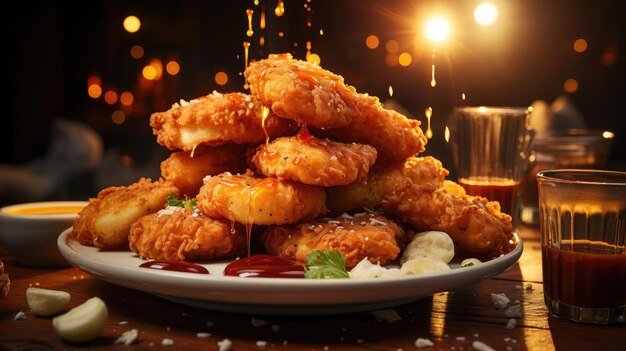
139,260 -> 209,274
224,255 -> 305,278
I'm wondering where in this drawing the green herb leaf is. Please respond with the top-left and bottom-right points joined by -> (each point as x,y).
461,262 -> 475,267
363,207 -> 385,214
304,249 -> 350,279
166,193 -> 197,209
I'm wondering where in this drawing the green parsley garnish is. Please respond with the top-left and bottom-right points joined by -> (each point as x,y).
304,249 -> 350,279
166,193 -> 197,210
461,262 -> 475,267
363,207 -> 385,214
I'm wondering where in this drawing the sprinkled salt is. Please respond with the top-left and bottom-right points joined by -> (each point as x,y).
472,341 -> 495,351
197,332 -> 211,338
218,338 -> 232,351
256,340 -> 267,347
491,293 -> 510,309
505,318 -> 516,329
118,321 -> 129,325
505,304 -> 522,318
456,336 -> 465,341
14,312 -> 26,320
161,338 -> 174,346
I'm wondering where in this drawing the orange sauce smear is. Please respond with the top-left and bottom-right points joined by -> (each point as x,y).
4,205 -> 85,216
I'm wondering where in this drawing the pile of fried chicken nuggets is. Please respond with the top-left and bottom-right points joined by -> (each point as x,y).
72,53 -> 514,270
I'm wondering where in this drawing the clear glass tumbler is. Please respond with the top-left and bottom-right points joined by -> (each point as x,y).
538,169 -> 626,324
449,107 -> 535,226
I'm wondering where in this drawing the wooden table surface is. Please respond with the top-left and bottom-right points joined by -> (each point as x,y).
1,225 -> 624,350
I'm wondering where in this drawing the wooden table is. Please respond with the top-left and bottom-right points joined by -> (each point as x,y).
1,225 -> 624,350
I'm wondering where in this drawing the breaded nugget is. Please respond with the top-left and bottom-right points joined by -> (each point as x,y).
197,172 -> 327,225
316,99 -> 427,162
251,131 -> 377,186
129,207 -> 247,261
72,178 -> 180,249
245,53 -> 357,129
150,92 -> 295,151
263,213 -> 411,269
326,156 -> 448,214
443,180 -> 466,196
382,183 -> 514,258
160,145 -> 247,196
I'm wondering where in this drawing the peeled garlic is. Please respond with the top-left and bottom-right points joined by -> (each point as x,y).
401,231 -> 454,264
26,287 -> 71,316
400,255 -> 451,276
53,297 -> 108,343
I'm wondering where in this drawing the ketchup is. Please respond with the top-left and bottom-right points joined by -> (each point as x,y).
296,125 -> 312,143
139,260 -> 209,274
224,255 -> 304,278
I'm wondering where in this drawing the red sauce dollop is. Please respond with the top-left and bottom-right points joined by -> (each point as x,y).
224,255 -> 305,278
139,260 -> 209,274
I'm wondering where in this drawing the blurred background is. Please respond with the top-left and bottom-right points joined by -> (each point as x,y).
4,0 -> 625,205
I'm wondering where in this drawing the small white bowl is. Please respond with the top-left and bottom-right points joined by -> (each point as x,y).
0,201 -> 88,267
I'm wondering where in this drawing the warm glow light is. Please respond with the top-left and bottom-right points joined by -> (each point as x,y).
564,78 -> 579,93
573,39 -> 588,53
388,85 -> 393,97
385,54 -> 398,67
307,53 -> 321,65
601,51 -> 617,66
142,65 -> 157,80
166,60 -> 180,75
473,3 -> 498,26
365,35 -> 380,49
602,131 -> 615,139
444,126 -> 450,143
123,16 -> 141,33
215,71 -> 229,86
87,84 -> 102,99
398,52 -> 412,66
385,40 -> 399,53
87,76 -> 101,86
130,45 -> 144,59
104,90 -> 118,105
149,59 -> 163,80
425,17 -> 450,43
112,110 -> 126,124
278,31 -> 284,38
120,92 -> 134,106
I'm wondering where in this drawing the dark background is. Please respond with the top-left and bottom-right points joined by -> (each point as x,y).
5,0 -> 626,202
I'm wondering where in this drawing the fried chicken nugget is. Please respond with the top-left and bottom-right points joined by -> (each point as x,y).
245,53 -> 357,129
251,133 -> 377,186
317,99 -> 428,162
263,213 -> 412,269
129,207 -> 247,261
382,183 -> 514,258
197,172 -> 327,225
150,92 -> 295,151
326,156 -> 449,214
160,145 -> 247,196
72,178 -> 180,249
443,180 -> 467,196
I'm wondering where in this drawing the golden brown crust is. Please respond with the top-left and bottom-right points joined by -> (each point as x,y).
326,156 -> 449,214
442,180 -> 467,197
197,172 -> 327,225
381,183 -> 514,258
251,134 -> 377,186
150,92 -> 296,151
160,145 -> 247,196
72,178 -> 180,249
262,213 -> 410,269
316,99 -> 427,162
129,208 -> 247,261
245,53 -> 358,129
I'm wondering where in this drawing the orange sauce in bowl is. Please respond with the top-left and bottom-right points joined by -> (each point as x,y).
3,205 -> 85,216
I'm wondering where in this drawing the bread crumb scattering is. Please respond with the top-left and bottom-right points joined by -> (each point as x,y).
218,338 -> 233,351
414,338 -> 434,348
490,292 -> 510,309
114,329 -> 138,345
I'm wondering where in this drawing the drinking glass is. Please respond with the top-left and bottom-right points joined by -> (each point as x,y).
538,169 -> 626,324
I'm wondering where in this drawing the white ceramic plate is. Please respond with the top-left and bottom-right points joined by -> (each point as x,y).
58,228 -> 522,315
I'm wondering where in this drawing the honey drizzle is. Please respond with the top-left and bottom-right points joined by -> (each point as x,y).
425,107 -> 433,139
246,9 -> 254,37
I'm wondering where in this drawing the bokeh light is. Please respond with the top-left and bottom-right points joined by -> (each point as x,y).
385,40 -> 399,53
307,53 -> 321,65
130,45 -> 144,59
425,17 -> 450,43
166,60 -> 180,75
87,84 -> 102,99
398,52 -> 412,66
142,65 -> 157,80
123,16 -> 141,33
564,78 -> 579,93
365,35 -> 380,49
120,91 -> 134,106
215,71 -> 229,85
474,3 -> 498,26
104,90 -> 118,105
111,110 -> 126,124
573,39 -> 588,53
